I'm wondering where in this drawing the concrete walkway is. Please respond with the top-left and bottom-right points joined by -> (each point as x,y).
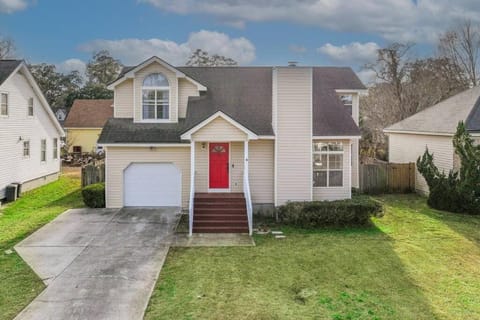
14,207 -> 180,320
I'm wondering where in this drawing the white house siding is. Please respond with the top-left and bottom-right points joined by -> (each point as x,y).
0,72 -> 61,198
388,133 -> 454,194
194,141 -> 244,192
178,79 -> 199,118
274,67 -> 313,205
114,79 -> 134,118
249,140 -> 274,203
133,62 -> 178,123
313,140 -> 352,201
191,117 -> 247,141
105,146 -> 190,208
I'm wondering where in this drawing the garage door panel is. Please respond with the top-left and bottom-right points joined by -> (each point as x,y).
124,163 -> 181,207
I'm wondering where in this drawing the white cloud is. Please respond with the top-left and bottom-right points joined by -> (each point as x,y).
289,45 -> 307,54
318,42 -> 380,65
79,30 -> 256,66
140,0 -> 480,43
356,69 -> 377,86
0,0 -> 28,13
57,58 -> 86,75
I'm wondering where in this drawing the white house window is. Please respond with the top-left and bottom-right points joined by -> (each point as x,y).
28,97 -> 34,116
1,93 -> 8,116
23,141 -> 30,157
53,138 -> 58,159
142,73 -> 169,120
41,139 -> 46,162
313,142 -> 344,187
338,94 -> 353,116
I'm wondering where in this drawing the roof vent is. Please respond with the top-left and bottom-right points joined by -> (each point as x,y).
287,61 -> 298,67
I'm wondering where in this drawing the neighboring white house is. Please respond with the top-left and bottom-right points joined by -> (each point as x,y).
99,56 -> 365,235
0,60 -> 65,199
384,86 -> 480,194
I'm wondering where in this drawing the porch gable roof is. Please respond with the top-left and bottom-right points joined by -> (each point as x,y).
180,111 -> 258,140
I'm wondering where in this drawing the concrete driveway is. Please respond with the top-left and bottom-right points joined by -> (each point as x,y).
14,207 -> 180,320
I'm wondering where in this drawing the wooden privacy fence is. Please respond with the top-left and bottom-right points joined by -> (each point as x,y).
359,162 -> 415,194
81,162 -> 105,187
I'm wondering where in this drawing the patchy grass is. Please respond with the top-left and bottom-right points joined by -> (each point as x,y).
0,175 -> 83,320
146,194 -> 480,320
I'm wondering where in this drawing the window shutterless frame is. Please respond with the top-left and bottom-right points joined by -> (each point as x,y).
0,92 -> 8,116
23,140 -> 30,158
313,142 -> 344,188
40,139 -> 47,162
28,97 -> 34,116
53,138 -> 58,159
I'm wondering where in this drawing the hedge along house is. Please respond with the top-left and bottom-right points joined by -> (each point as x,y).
384,86 -> 480,194
99,56 -> 365,235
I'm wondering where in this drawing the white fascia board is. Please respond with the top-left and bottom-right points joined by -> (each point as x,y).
258,135 -> 275,139
21,63 -> 65,136
98,143 -> 190,148
180,111 -> 258,140
335,89 -> 368,94
312,135 -> 361,140
107,56 -> 207,91
383,129 -> 453,137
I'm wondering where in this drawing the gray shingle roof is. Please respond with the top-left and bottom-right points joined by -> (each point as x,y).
98,118 -> 188,144
385,86 -> 480,135
0,60 -> 22,86
100,64 -> 364,143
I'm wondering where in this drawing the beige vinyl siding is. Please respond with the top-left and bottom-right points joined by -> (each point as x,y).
388,133 -> 454,194
191,117 -> 247,141
105,147 -> 190,208
0,71 -> 61,198
313,140 -> 352,201
114,79 -> 133,118
194,141 -> 244,192
249,140 -> 274,203
275,67 -> 312,205
178,79 -> 199,118
133,62 -> 178,122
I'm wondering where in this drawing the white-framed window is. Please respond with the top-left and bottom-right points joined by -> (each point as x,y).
142,73 -> 170,120
41,139 -> 46,162
1,93 -> 8,116
28,97 -> 34,116
23,140 -> 30,157
338,94 -> 353,116
313,142 -> 344,187
53,138 -> 58,159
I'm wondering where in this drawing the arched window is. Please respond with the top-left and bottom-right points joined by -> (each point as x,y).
142,73 -> 170,120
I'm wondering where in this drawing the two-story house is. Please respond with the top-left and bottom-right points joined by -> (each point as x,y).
99,56 -> 365,235
0,60 -> 64,200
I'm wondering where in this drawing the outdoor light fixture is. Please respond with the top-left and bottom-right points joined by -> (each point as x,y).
201,142 -> 206,150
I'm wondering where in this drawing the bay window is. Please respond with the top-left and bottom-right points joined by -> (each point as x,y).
313,142 -> 344,187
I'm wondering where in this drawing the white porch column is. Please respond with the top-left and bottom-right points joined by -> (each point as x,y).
189,140 -> 195,236
243,139 -> 253,235
244,140 -> 249,175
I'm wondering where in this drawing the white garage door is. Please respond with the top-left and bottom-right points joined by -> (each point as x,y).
124,163 -> 181,207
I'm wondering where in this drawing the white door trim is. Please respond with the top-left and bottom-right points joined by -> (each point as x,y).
207,142 -> 231,192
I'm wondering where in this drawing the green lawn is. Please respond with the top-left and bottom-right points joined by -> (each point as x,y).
145,195 -> 480,320
0,175 -> 83,320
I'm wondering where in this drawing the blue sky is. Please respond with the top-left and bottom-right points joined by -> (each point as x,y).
1,0 -> 480,83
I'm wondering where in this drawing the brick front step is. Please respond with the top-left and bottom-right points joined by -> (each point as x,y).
194,207 -> 246,214
194,220 -> 248,227
194,214 -> 248,221
192,226 -> 249,233
194,202 -> 247,209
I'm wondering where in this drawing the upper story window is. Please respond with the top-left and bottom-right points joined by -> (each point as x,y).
1,93 -> 8,116
28,97 -> 34,116
338,94 -> 353,116
142,73 -> 169,120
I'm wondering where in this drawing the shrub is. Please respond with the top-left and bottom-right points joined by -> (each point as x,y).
417,122 -> 480,215
82,183 -> 105,208
277,196 -> 384,228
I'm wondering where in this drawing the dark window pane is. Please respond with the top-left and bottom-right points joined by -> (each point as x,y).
329,171 -> 343,187
143,104 -> 155,119
313,171 -> 327,187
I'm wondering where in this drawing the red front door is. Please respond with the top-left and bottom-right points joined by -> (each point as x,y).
209,143 -> 229,189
